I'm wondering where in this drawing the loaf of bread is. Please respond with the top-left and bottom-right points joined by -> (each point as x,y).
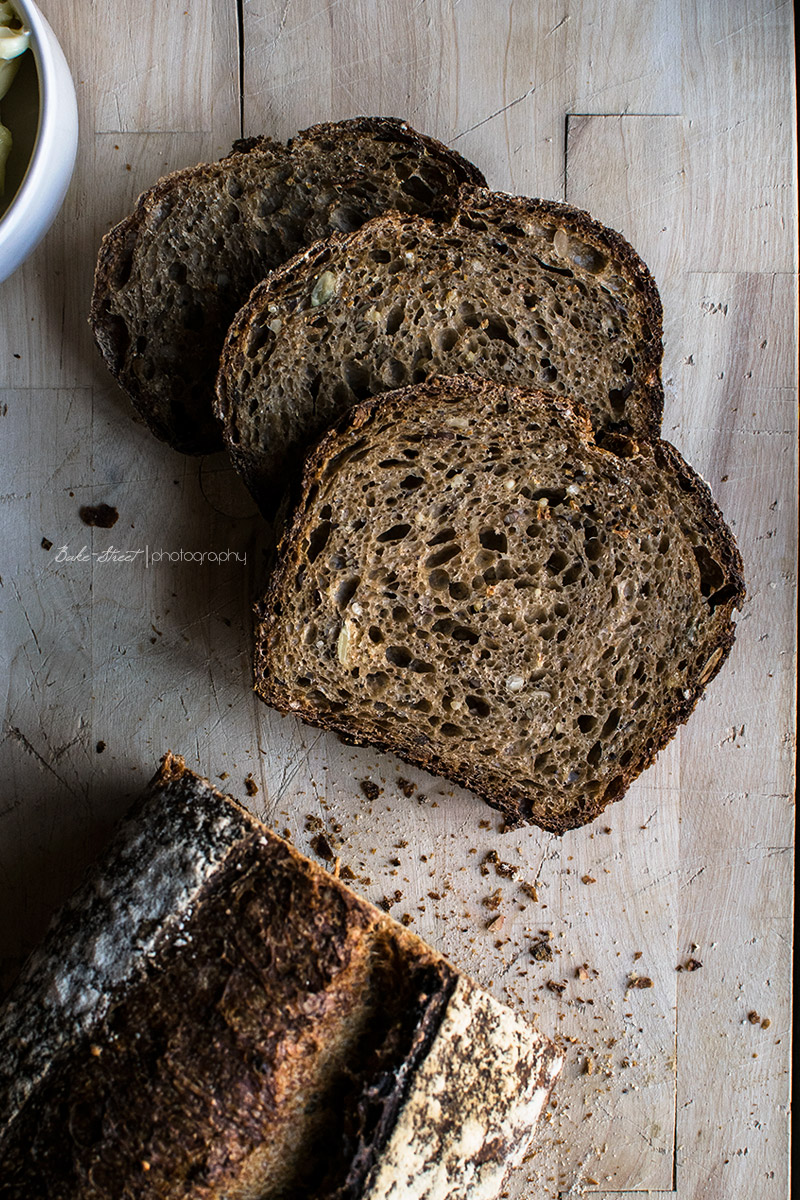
89,118 -> 486,455
0,753 -> 562,1198
253,376 -> 744,833
216,188 -> 663,513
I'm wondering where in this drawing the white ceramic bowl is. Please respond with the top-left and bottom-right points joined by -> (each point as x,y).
0,0 -> 78,283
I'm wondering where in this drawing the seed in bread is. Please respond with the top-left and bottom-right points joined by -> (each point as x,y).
253,376 -> 744,833
217,188 -> 663,513
89,118 -> 486,455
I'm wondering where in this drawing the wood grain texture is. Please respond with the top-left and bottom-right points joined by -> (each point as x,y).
0,1 -> 795,1197
682,0 -> 796,273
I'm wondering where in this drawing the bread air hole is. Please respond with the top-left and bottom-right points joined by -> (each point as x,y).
401,175 -> 436,204
452,625 -> 479,644
435,327 -> 459,353
692,545 -> 725,597
587,741 -> 603,766
485,315 -> 518,346
385,303 -> 405,335
306,521 -> 332,563
343,361 -> 373,401
600,708 -> 621,737
545,550 -> 569,575
562,562 -> 584,586
366,671 -> 389,693
330,205 -> 366,233
383,359 -> 407,387
376,523 -> 412,543
608,381 -> 634,413
385,646 -> 412,668
482,561 -> 514,584
426,543 -> 460,568
335,578 -> 360,608
479,529 -> 508,553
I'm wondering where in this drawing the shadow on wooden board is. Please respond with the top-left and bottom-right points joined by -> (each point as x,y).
0,759 -> 147,1002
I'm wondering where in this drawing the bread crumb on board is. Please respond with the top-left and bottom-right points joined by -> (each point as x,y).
79,503 -> 119,528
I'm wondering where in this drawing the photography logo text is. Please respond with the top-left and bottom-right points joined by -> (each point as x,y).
53,545 -> 247,567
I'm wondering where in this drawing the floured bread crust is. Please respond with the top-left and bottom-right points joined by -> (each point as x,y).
0,754 -> 560,1198
363,976 -> 562,1200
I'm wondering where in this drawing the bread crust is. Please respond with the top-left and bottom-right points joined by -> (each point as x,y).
0,753 -> 561,1197
89,118 -> 486,455
217,186 -> 664,513
253,376 -> 744,833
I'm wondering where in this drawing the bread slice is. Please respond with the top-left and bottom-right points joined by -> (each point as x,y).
253,376 -> 744,833
217,188 -> 663,513
0,753 -> 562,1199
89,118 -> 486,455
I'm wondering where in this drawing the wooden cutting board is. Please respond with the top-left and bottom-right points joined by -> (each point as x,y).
0,2 -> 794,1196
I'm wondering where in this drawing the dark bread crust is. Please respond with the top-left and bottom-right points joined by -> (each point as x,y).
0,753 -> 560,1197
89,118 -> 486,455
217,187 -> 664,513
253,376 -> 744,833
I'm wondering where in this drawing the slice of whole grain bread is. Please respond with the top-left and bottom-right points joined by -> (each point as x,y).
253,376 -> 744,833
217,189 -> 663,513
89,118 -> 486,455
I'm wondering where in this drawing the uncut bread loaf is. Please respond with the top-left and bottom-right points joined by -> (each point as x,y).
89,118 -> 485,455
0,753 -> 562,1200
254,377 -> 744,833
217,188 -> 663,513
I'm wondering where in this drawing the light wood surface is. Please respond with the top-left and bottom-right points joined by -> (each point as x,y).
0,2 -> 795,1197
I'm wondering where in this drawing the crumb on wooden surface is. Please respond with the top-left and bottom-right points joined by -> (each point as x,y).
531,937 -> 554,962
481,849 -> 519,879
79,503 -> 119,528
310,833 -> 335,861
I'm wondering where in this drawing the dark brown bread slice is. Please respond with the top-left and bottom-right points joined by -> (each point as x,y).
89,118 -> 486,455
217,188 -> 663,513
0,753 -> 562,1199
254,377 -> 744,833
